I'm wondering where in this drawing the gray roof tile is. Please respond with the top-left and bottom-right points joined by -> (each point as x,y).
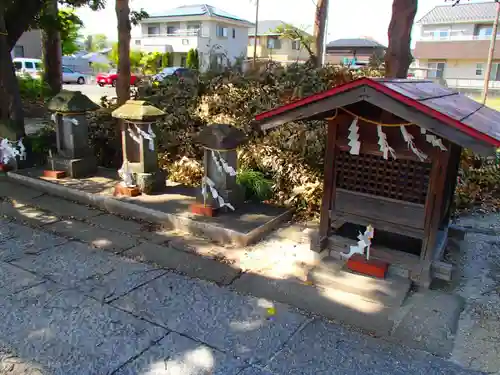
418,2 -> 498,25
326,38 -> 386,48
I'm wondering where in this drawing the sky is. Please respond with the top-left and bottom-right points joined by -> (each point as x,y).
75,0 -> 491,46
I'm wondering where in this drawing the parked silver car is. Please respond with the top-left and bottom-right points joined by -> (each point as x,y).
62,66 -> 86,84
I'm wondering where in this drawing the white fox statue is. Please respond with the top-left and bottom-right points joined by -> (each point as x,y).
340,225 -> 375,260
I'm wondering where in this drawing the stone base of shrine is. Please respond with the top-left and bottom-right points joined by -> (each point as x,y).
8,167 -> 293,246
47,155 -> 97,179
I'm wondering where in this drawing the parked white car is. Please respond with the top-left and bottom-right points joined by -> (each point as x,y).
13,58 -> 42,79
62,66 -> 86,84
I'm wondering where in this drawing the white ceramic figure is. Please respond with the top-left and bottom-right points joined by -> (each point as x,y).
118,161 -> 136,187
341,225 -> 375,259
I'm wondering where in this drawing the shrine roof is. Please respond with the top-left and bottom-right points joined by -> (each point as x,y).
254,78 -> 500,155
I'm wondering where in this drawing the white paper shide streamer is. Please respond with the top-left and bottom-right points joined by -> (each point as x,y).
347,117 -> 361,155
377,125 -> 396,160
400,126 -> 427,161
0,138 -> 26,164
202,176 -> 235,211
127,123 -> 156,151
200,150 -> 237,211
420,128 -> 447,151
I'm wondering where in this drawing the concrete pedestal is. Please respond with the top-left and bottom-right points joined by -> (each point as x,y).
47,154 -> 97,179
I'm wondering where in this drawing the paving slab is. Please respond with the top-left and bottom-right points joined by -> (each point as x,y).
0,262 -> 44,297
115,332 -> 245,375
90,213 -> 173,244
12,241 -> 118,287
309,257 -> 411,307
0,344 -> 45,375
124,242 -> 240,285
111,272 -> 307,363
0,225 -> 67,262
0,282 -> 167,375
45,219 -> 140,253
27,195 -> 102,219
391,291 -> 465,357
232,272 -> 395,336
76,256 -> 167,303
0,201 -> 59,226
0,180 -> 44,201
266,319 -> 482,375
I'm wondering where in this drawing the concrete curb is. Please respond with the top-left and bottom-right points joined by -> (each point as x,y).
7,171 -> 292,246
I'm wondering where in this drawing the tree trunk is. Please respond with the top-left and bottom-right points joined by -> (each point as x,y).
385,0 -> 418,78
6,0 -> 44,50
0,2 -> 25,139
115,0 -> 131,105
313,0 -> 328,67
42,0 -> 62,94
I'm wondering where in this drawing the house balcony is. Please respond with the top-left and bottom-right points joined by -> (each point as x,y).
414,39 -> 500,60
445,78 -> 500,91
137,29 -> 207,53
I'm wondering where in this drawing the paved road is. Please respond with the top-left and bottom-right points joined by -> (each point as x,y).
0,217 -> 484,375
63,83 -> 116,103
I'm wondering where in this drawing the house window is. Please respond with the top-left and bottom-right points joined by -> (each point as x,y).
182,39 -> 189,45
476,63 -> 484,76
427,62 -> 446,78
187,23 -> 200,35
438,30 -> 449,40
216,25 -> 228,37
232,28 -> 236,38
249,37 -> 260,46
147,25 -> 160,36
13,45 -> 24,58
135,40 -> 141,46
167,25 -> 180,35
291,40 -> 301,50
267,36 -> 281,49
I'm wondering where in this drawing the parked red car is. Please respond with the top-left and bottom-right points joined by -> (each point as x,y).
96,70 -> 139,87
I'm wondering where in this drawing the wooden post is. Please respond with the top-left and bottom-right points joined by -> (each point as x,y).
317,118 -> 338,250
418,147 -> 451,286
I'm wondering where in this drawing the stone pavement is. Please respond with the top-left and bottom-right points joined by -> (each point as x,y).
0,220 -> 484,375
0,176 -> 494,374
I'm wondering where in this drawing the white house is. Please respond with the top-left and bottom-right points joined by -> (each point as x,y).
413,1 -> 500,93
131,4 -> 253,71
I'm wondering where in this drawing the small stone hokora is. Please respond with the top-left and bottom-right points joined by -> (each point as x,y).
118,161 -> 136,187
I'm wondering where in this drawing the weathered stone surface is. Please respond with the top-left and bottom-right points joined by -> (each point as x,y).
0,345 -> 45,375
111,100 -> 165,122
232,272 -> 395,336
124,242 -> 240,285
0,283 -> 167,375
47,90 -> 99,113
28,195 -> 102,219
77,256 -> 166,302
196,124 -> 247,150
0,181 -> 44,201
0,225 -> 67,261
391,291 -> 465,357
0,201 -> 59,226
267,319 -> 481,375
12,241 -> 117,287
115,332 -> 245,375
111,272 -> 307,362
0,262 -> 44,297
90,213 -> 171,244
238,366 -> 275,375
45,219 -> 139,253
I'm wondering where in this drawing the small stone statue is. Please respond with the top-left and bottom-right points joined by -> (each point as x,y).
118,160 -> 136,187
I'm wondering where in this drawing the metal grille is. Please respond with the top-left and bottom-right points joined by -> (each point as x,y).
335,151 -> 431,204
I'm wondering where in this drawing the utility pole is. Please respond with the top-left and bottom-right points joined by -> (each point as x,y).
482,0 -> 500,104
321,0 -> 329,66
252,0 -> 259,68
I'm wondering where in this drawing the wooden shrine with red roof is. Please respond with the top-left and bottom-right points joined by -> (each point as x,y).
254,78 -> 500,287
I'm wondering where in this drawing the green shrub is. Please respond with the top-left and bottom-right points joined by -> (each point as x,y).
237,169 -> 273,202
17,75 -> 51,101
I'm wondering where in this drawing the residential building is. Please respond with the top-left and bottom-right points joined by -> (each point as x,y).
11,30 -> 42,59
131,4 -> 253,71
247,20 -> 313,64
413,1 -> 500,92
325,38 -> 386,67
